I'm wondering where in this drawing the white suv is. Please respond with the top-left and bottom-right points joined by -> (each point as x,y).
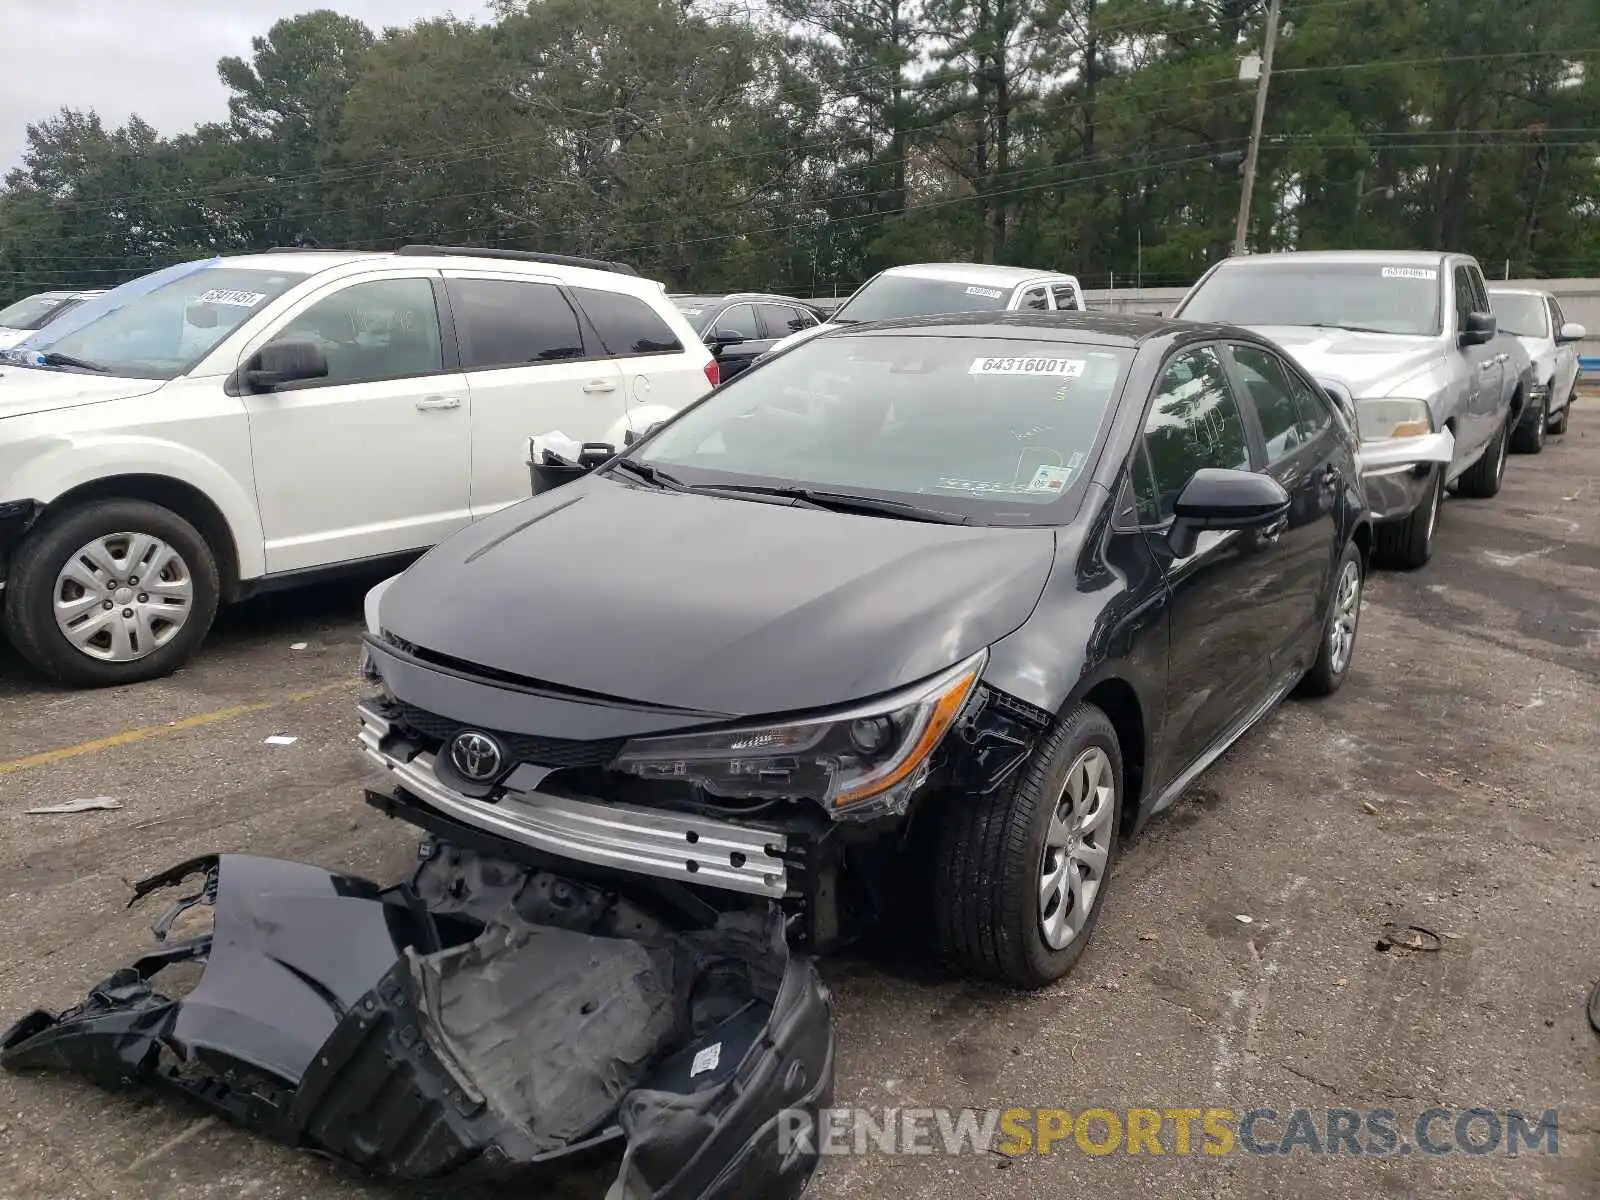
0,246 -> 715,686
759,263 -> 1087,360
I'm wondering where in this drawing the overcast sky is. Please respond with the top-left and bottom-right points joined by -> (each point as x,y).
0,1 -> 484,171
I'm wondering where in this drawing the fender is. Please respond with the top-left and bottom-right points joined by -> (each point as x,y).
9,435 -> 266,580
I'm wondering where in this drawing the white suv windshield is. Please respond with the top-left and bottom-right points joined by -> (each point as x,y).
10,267 -> 302,379
832,275 -> 1016,323
1489,293 -> 1548,338
632,333 -> 1132,524
1180,261 -> 1443,336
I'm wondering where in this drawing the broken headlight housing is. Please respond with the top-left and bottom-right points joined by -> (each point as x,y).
614,650 -> 986,821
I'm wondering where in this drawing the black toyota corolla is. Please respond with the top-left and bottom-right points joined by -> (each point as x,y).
358,312 -> 1371,988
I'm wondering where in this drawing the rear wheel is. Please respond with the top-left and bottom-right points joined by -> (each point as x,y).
1510,391 -> 1547,454
1372,467 -> 1441,570
1456,417 -> 1508,499
1298,541 -> 1363,697
4,499 -> 220,687
933,702 -> 1123,988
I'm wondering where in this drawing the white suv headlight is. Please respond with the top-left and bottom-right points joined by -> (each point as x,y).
614,650 -> 987,820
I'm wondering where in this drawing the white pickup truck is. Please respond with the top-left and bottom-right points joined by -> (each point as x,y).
1173,250 -> 1533,569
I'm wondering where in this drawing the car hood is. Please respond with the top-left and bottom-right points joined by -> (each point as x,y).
766,322 -> 836,356
381,475 -> 1056,716
0,368 -> 165,418
1245,325 -> 1446,398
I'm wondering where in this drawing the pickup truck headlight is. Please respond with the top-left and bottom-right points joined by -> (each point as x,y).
1355,397 -> 1432,440
614,650 -> 986,819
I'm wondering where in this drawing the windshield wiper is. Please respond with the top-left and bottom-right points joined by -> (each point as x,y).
608,458 -> 690,490
690,483 -> 969,524
1307,323 -> 1404,336
35,351 -> 109,372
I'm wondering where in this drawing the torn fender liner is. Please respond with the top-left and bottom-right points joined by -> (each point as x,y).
2,847 -> 834,1197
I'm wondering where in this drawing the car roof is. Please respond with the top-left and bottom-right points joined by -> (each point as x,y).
1211,249 -> 1451,269
829,310 -> 1232,347
668,292 -> 813,305
1487,286 -> 1548,297
877,262 -> 1080,287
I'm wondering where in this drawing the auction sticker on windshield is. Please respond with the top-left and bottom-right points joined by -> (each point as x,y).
969,356 -> 1087,378
965,286 -> 1004,299
1380,267 -> 1437,280
198,289 -> 268,307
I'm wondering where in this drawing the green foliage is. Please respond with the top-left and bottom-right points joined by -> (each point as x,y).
1,0 -> 1595,305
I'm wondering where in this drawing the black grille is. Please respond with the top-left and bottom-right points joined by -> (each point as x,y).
391,701 -> 624,770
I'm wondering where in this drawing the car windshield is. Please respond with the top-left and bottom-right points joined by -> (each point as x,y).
1490,293 -> 1548,338
670,296 -> 717,333
628,333 -> 1133,524
9,266 -> 302,379
0,293 -> 81,331
1179,261 -> 1443,336
831,275 -> 1015,323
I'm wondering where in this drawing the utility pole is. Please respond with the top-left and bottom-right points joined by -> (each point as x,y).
1233,0 -> 1283,255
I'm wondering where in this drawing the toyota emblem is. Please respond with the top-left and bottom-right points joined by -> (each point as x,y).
450,731 -> 503,782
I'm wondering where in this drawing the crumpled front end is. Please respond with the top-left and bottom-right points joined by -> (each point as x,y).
1,846 -> 834,1197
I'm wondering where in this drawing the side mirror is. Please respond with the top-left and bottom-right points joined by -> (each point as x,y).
246,339 -> 328,391
1557,321 -> 1586,344
1459,310 -> 1497,346
708,331 -> 745,354
622,421 -> 665,446
1167,468 -> 1290,558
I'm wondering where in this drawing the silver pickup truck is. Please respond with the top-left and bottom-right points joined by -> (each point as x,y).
1172,250 -> 1533,569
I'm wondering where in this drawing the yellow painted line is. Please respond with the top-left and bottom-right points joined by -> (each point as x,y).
0,679 -> 355,776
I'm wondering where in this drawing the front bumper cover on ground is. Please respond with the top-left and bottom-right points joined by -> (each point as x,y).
1,846 -> 834,1197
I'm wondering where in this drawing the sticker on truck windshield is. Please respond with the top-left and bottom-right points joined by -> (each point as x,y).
1380,267 -> 1437,280
965,286 -> 1004,299
197,289 -> 268,307
969,356 -> 1087,378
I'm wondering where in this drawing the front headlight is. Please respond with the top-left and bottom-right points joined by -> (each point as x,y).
614,650 -> 987,820
1355,397 -> 1432,441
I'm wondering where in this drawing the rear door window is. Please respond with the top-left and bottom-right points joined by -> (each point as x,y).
448,278 -> 586,369
1051,283 -> 1080,311
571,287 -> 683,356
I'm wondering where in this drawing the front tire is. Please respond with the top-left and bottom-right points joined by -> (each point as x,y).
1456,416 -> 1508,499
1548,392 -> 1570,435
933,702 -> 1123,988
1372,467 -> 1441,570
4,500 -> 220,687
1510,391 -> 1547,454
1298,541 -> 1363,697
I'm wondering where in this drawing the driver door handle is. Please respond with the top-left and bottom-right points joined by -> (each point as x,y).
415,395 -> 460,411
582,380 -> 617,394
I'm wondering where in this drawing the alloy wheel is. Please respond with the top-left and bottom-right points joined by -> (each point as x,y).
52,532 -> 195,663
1328,558 -> 1362,675
1038,746 -> 1116,951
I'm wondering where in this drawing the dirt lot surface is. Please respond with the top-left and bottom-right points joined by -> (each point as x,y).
1,411 -> 1597,1200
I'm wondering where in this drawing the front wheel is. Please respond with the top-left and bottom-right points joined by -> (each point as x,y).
1510,391 -> 1547,454
4,499 -> 220,687
1548,392 -> 1570,435
933,702 -> 1123,988
1456,416 -> 1508,499
1298,541 -> 1363,697
1372,467 -> 1441,571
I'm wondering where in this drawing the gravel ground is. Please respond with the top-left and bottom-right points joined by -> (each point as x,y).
0,408 -> 1596,1200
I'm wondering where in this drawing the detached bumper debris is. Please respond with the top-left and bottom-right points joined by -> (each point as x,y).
1,845 -> 834,1197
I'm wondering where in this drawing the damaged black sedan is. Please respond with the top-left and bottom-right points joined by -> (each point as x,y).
359,312 -> 1373,988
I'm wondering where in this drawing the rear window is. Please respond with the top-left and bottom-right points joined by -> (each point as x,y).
447,278 -> 585,368
831,275 -> 1014,323
634,333 -> 1134,525
573,288 -> 683,356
